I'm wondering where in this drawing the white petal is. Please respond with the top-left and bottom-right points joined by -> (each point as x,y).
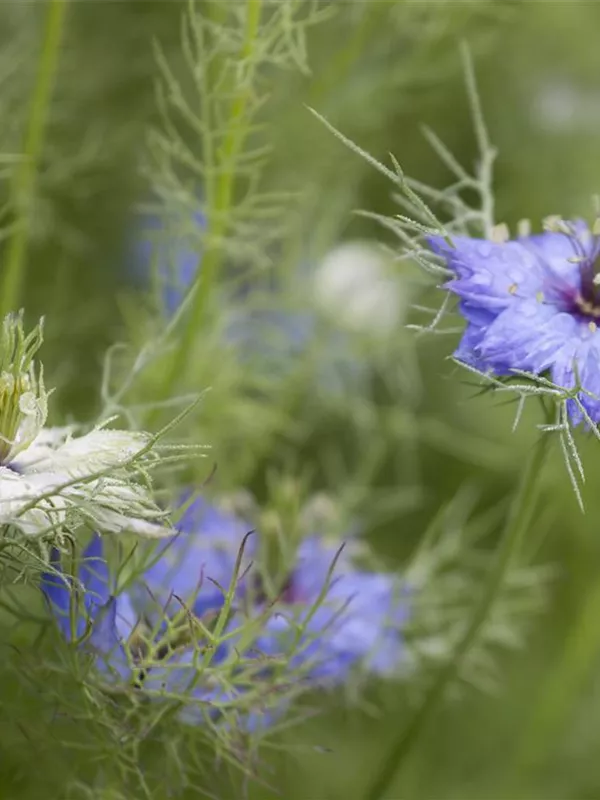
88,509 -> 176,538
0,467 -> 67,536
17,428 -> 150,478
64,478 -> 175,538
13,426 -> 74,471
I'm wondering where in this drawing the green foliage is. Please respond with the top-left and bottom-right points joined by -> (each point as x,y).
1,2 -> 600,800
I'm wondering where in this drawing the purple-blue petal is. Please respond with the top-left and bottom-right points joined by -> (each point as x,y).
453,321 -> 490,371
518,221 -> 592,285
137,495 -> 254,619
551,337 -> 600,425
256,536 -> 408,684
41,548 -> 73,639
431,235 -> 546,313
79,534 -> 112,620
476,300 -> 577,374
88,597 -> 132,679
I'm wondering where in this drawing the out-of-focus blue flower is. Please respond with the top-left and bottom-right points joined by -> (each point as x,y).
134,493 -> 255,620
429,222 -> 600,424
41,534 -> 136,679
41,499 -> 256,714
41,525 -> 240,699
138,496 -> 408,687
41,495 -> 409,732
133,203 -> 396,397
226,297 -> 368,399
256,535 -> 409,684
125,494 -> 284,730
137,503 -> 409,719
135,207 -> 205,315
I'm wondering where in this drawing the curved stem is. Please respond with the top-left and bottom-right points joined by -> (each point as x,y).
0,0 -> 68,319
364,431 -> 551,800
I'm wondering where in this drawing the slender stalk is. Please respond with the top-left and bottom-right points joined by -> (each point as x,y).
157,0 -> 262,410
364,431 -> 551,800
514,575 -> 600,773
0,0 -> 68,319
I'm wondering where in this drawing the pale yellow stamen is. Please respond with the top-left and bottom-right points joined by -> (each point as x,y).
590,321 -> 598,334
543,215 -> 570,234
576,294 -> 600,318
490,223 -> 510,243
508,283 -> 518,295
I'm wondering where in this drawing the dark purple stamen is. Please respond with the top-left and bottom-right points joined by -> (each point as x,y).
579,254 -> 600,307
252,573 -> 297,605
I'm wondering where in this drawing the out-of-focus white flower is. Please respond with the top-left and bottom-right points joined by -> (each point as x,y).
313,240 -> 405,336
0,313 -> 175,539
533,79 -> 600,133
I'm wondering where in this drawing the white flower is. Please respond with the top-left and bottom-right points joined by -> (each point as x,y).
313,241 -> 405,336
533,79 -> 600,133
0,313 -> 177,539
0,425 -> 176,538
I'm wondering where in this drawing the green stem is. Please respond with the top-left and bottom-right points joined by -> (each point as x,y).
514,575 -> 600,773
0,0 -> 68,319
364,431 -> 551,800
156,0 -> 262,415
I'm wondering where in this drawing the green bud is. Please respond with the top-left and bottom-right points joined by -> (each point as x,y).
0,312 -> 47,464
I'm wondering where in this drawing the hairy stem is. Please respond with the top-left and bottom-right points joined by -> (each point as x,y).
0,0 -> 68,318
364,431 -> 551,800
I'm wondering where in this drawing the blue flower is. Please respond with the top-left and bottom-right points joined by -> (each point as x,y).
256,535 -> 409,684
429,222 -> 600,424
133,493 -> 255,621
41,496 -> 410,735
41,534 -> 136,679
135,206 -> 205,315
134,495 -> 409,687
132,202 -> 373,397
41,525 -> 241,699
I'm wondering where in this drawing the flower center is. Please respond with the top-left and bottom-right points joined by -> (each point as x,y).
574,295 -> 600,319
0,313 -> 47,465
0,373 -> 31,463
576,252 -> 600,319
252,572 -> 297,604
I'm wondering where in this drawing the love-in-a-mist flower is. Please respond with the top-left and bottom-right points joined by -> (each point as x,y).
41,525 -> 240,686
128,495 -> 263,724
256,535 -> 409,684
429,220 -> 600,424
0,313 -> 176,537
134,492 -> 409,727
42,533 -> 228,716
139,493 -> 409,685
42,493 -> 410,735
41,504 -> 272,729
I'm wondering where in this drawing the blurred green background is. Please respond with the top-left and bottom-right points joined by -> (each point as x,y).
3,1 -> 600,798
